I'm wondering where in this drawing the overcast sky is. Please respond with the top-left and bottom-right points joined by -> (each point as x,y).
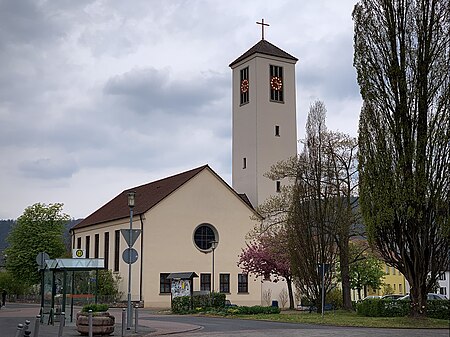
0,0 -> 362,220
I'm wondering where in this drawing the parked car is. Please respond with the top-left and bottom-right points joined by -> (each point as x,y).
397,293 -> 448,301
381,294 -> 404,300
361,295 -> 381,301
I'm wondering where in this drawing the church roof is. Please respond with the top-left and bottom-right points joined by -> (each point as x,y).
229,39 -> 298,68
72,165 -> 256,230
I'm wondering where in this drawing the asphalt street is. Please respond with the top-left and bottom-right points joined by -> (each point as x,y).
0,302 -> 449,337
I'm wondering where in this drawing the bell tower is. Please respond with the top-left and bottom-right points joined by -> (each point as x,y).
229,26 -> 298,208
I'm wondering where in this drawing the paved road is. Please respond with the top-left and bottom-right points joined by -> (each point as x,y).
142,314 -> 450,337
1,303 -> 449,337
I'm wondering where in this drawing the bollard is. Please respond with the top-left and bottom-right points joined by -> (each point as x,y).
121,308 -> 126,337
57,312 -> 65,337
24,331 -> 31,337
33,315 -> 40,337
88,310 -> 93,337
21,319 -> 30,337
14,323 -> 23,337
134,305 -> 139,333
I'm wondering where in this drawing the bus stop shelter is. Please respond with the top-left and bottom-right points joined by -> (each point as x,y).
41,258 -> 105,323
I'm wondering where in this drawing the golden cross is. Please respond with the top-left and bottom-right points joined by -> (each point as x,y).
256,18 -> 270,40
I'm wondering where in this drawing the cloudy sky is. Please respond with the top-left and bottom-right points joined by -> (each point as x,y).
0,0 -> 362,220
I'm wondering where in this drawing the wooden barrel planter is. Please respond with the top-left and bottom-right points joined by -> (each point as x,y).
76,311 -> 115,336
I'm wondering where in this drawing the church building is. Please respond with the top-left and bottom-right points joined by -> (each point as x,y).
71,27 -> 298,308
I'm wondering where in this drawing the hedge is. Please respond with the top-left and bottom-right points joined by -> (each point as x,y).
356,299 -> 449,319
172,292 -> 226,314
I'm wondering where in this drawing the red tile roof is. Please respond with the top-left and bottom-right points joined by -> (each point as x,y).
72,165 -> 208,230
71,165 -> 257,230
229,39 -> 298,68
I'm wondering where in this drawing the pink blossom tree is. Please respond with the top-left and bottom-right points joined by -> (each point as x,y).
238,231 -> 294,309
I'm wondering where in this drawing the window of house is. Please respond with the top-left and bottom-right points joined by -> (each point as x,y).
220,274 -> 230,293
440,287 -> 447,296
439,273 -> 446,281
240,67 -> 249,105
94,234 -> 99,258
393,284 -> 396,292
85,236 -> 90,258
385,265 -> 390,274
193,224 -> 218,252
276,181 -> 281,193
243,157 -> 247,169
392,268 -> 396,275
399,284 -> 402,293
238,274 -> 248,293
160,273 -> 171,294
270,65 -> 283,102
77,237 -> 82,249
104,232 -> 109,270
275,125 -> 280,137
114,230 -> 120,272
200,273 -> 211,292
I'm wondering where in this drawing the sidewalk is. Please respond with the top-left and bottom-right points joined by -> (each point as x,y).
0,303 -> 202,336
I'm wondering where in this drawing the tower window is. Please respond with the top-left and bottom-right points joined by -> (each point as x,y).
275,125 -> 280,137
243,157 -> 247,169
240,67 -> 249,105
270,65 -> 284,102
276,181 -> 281,192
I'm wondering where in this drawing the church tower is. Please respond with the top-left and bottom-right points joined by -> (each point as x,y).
229,26 -> 298,208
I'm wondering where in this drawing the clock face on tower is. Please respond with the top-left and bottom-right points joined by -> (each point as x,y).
240,79 -> 249,93
270,76 -> 282,91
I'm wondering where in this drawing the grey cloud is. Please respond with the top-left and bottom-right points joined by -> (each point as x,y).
18,157 -> 79,180
103,68 -> 228,115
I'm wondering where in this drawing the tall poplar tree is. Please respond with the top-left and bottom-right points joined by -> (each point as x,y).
353,0 -> 450,316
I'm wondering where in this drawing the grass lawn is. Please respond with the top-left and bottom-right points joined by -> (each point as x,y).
234,310 -> 450,329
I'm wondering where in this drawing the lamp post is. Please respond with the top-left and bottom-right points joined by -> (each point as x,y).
127,192 -> 135,330
210,240 -> 218,293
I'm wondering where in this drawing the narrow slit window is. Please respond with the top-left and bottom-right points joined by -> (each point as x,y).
276,181 -> 281,192
85,236 -> 90,258
114,230 -> 120,272
104,232 -> 109,270
94,234 -> 99,258
275,125 -> 280,136
243,157 -> 247,169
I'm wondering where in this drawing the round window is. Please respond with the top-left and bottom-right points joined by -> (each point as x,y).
193,224 -> 218,251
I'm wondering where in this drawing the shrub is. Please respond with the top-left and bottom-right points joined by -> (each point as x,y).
171,296 -> 191,314
357,298 -> 449,319
327,289 -> 343,309
428,300 -> 450,320
233,305 -> 281,315
81,303 -> 109,313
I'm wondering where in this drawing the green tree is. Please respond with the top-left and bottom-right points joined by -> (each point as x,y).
5,203 -> 69,285
349,252 -> 385,300
353,0 -> 450,317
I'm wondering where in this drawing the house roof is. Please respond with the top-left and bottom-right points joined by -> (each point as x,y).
167,272 -> 198,280
229,39 -> 298,68
72,165 -> 256,230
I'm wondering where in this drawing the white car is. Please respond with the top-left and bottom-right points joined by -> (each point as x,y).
397,293 -> 448,301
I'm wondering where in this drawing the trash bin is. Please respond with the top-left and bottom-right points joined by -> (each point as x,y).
271,300 -> 278,308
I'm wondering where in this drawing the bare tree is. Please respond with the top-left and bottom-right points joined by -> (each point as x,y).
353,0 -> 450,317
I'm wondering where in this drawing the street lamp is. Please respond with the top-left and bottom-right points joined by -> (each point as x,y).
210,240 -> 218,293
127,191 -> 135,330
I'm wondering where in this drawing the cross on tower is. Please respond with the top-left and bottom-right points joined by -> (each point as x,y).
256,19 -> 270,40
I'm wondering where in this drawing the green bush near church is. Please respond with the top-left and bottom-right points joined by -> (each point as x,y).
357,298 -> 449,319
